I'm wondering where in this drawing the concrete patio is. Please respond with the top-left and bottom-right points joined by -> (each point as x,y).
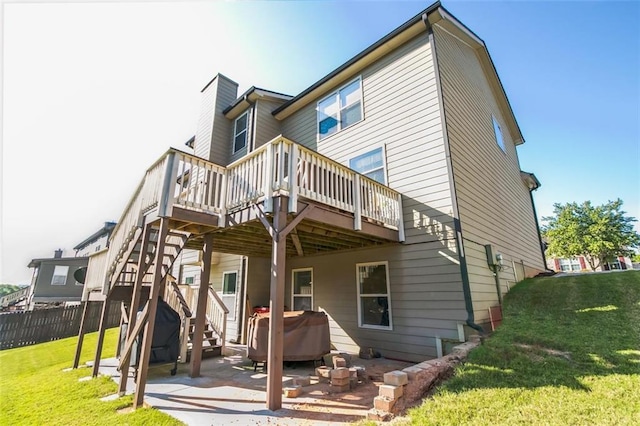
94,345 -> 413,425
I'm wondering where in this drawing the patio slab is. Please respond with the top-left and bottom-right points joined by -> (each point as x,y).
95,345 -> 413,425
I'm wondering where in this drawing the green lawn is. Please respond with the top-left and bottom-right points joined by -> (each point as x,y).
407,271 -> 640,425
0,328 -> 183,426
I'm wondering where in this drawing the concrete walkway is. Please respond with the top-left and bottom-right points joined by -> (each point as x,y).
96,346 -> 411,425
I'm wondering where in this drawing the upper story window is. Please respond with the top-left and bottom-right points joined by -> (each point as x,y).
317,77 -> 363,140
234,111 -> 248,153
51,265 -> 69,286
349,147 -> 386,184
492,115 -> 506,153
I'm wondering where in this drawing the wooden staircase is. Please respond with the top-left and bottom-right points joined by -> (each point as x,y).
186,317 -> 222,360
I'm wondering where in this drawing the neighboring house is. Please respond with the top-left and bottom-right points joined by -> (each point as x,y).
0,286 -> 30,311
547,255 -> 633,273
74,222 -> 116,257
27,223 -> 116,309
27,250 -> 89,309
85,3 -> 546,403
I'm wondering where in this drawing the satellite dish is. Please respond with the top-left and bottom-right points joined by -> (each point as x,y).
74,267 -> 87,284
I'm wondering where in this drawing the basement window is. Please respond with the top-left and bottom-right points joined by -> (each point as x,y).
292,268 -> 313,311
356,262 -> 392,330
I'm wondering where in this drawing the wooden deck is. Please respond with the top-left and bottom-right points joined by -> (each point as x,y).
80,135 -> 406,412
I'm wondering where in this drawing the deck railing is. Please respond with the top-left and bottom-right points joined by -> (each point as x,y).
83,249 -> 109,298
102,137 -> 404,292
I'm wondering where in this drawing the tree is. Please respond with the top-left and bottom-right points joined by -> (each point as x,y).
542,199 -> 640,271
0,284 -> 22,297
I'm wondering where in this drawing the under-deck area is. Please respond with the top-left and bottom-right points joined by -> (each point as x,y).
79,136 -> 405,411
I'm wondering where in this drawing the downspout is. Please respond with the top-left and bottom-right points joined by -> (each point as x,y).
426,14 -> 484,335
238,256 -> 249,344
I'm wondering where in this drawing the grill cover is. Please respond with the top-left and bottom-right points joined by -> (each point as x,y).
247,310 -> 330,362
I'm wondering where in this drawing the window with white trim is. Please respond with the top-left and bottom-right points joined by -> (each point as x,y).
492,115 -> 506,152
184,276 -> 194,285
51,265 -> 69,286
356,262 -> 392,329
292,268 -> 313,311
233,111 -> 248,153
222,271 -> 237,294
317,78 -> 362,140
221,271 -> 238,320
349,147 -> 386,184
559,258 -> 581,272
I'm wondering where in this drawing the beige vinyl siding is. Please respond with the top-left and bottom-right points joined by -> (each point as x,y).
463,238 -> 516,327
281,32 -> 456,247
194,75 -> 238,165
286,242 -> 466,363
209,253 -> 243,341
433,25 -> 545,274
246,257 -> 272,310
254,99 -> 284,149
275,31 -> 466,361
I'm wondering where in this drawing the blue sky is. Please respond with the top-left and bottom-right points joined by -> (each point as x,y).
2,1 -> 639,285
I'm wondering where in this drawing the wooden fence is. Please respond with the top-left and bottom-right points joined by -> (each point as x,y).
0,302 -> 121,350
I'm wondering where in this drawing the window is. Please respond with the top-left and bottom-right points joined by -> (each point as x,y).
317,78 -> 362,140
292,268 -> 313,311
221,271 -> 238,320
607,259 -> 622,270
492,115 -> 506,152
51,265 -> 69,285
559,258 -> 581,272
349,147 -> 386,184
233,111 -> 248,153
184,276 -> 194,285
356,262 -> 392,329
222,271 -> 237,294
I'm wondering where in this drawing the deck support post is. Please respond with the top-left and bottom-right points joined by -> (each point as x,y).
190,233 -> 214,378
134,219 -> 169,409
266,196 -> 288,411
73,300 -> 91,368
91,297 -> 111,377
119,223 -> 153,396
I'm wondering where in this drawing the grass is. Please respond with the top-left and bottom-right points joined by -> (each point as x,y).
405,271 -> 640,425
0,328 -> 183,426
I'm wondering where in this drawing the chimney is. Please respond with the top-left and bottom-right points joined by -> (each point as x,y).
54,249 -> 63,258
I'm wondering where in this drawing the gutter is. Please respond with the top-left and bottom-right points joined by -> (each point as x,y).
272,1 -> 441,118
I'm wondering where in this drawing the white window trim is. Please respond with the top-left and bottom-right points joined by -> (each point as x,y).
348,144 -> 388,185
559,258 -> 581,272
233,111 -> 249,153
221,270 -> 239,321
51,265 -> 69,286
222,270 -> 238,295
356,261 -> 393,330
291,268 -> 313,311
316,76 -> 364,141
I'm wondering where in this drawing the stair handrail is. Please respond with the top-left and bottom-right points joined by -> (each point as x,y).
165,281 -> 193,318
104,149 -> 176,291
206,285 -> 229,355
164,280 -> 193,363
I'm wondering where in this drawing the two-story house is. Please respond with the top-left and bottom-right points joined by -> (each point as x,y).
84,2 -> 546,410
27,222 -> 116,309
